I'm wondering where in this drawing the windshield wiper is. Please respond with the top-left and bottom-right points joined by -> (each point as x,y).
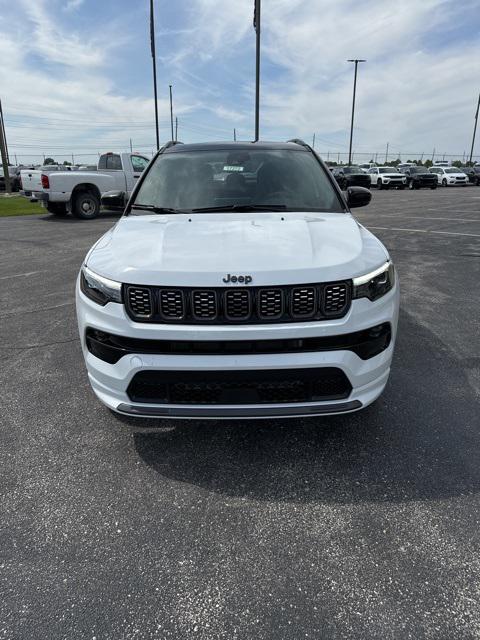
130,204 -> 189,214
191,204 -> 288,213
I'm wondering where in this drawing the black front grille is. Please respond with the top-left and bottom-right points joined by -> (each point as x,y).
323,283 -> 348,316
159,289 -> 185,319
123,281 -> 351,324
192,290 -> 217,319
258,289 -> 283,318
126,287 -> 152,317
127,368 -> 352,405
225,290 -> 251,320
291,287 -> 316,318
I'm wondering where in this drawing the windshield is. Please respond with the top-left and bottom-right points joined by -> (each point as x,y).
343,166 -> 363,174
132,148 -> 344,213
445,168 -> 462,174
379,167 -> 398,174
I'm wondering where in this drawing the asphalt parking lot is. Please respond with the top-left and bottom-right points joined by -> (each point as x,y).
1,187 -> 479,639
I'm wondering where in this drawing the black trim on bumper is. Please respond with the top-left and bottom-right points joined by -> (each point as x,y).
116,400 -> 363,419
86,323 -> 392,365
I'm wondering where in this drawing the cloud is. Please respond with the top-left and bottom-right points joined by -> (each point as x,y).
2,0 -> 480,163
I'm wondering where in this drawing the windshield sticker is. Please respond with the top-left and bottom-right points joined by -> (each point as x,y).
223,165 -> 244,172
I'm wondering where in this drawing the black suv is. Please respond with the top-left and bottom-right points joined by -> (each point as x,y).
403,166 -> 437,190
332,166 -> 371,190
459,166 -> 480,185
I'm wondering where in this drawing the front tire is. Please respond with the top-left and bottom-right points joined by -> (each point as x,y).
377,179 -> 383,190
430,185 -> 437,190
72,191 -> 100,219
442,178 -> 448,187
408,180 -> 415,190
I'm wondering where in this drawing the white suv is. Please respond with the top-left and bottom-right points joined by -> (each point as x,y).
76,140 -> 399,423
429,166 -> 468,186
367,167 -> 406,189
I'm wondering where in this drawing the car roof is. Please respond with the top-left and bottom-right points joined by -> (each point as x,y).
163,141 -> 310,153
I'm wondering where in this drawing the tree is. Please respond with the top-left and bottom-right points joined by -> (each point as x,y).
44,157 -> 55,165
424,159 -> 433,168
62,160 -> 72,166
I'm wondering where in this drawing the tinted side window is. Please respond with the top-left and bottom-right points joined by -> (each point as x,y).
131,156 -> 149,172
98,155 -> 107,170
106,155 -> 122,170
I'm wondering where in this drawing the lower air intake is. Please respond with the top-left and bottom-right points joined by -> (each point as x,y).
127,368 -> 352,405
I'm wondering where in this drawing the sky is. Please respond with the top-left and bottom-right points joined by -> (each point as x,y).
1,0 -> 479,165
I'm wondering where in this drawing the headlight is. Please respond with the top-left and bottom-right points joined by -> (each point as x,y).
353,261 -> 395,301
80,265 -> 122,306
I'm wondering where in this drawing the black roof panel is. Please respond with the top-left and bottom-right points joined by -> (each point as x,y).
163,141 -> 310,153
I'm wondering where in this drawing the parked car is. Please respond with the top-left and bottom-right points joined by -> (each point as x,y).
397,163 -> 417,173
429,167 -> 468,186
76,139 -> 399,423
331,165 -> 371,190
403,166 -> 437,190
0,165 -> 31,192
359,163 -> 377,171
367,167 -> 406,189
31,152 -> 150,218
459,166 -> 480,185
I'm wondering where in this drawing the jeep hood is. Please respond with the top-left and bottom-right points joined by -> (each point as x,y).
86,212 -> 389,286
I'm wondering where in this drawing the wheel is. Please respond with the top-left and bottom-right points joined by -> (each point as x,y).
408,180 -> 415,190
442,178 -> 448,187
430,185 -> 437,190
72,191 -> 100,219
377,179 -> 383,190
46,202 -> 67,216
398,185 -> 405,190
477,179 -> 480,186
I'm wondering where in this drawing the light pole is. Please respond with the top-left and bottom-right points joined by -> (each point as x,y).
253,0 -> 261,141
469,92 -> 480,165
169,84 -> 174,141
150,0 -> 160,150
347,59 -> 366,165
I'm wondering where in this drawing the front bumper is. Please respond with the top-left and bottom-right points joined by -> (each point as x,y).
381,178 -> 406,186
76,278 -> 400,422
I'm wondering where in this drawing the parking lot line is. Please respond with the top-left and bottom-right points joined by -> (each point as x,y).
368,226 -> 480,238
371,215 -> 480,223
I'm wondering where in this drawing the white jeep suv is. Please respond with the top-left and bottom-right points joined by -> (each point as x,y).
367,166 -> 406,189
76,140 -> 399,423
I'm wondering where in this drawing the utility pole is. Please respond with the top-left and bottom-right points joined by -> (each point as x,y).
347,59 -> 366,165
253,0 -> 261,141
129,138 -> 133,152
385,142 -> 389,163
71,153 -> 75,165
312,133 -> 315,149
0,111 -> 10,192
469,92 -> 480,165
150,0 -> 160,150
14,153 -> 18,165
432,147 -> 435,163
175,117 -> 178,142
233,128 -> 237,141
0,99 -> 9,164
375,152 -> 378,163
169,84 -> 174,141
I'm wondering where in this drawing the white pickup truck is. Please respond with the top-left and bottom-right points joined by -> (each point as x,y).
31,152 -> 150,219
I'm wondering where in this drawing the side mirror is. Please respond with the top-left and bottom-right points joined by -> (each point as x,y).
347,186 -> 371,208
